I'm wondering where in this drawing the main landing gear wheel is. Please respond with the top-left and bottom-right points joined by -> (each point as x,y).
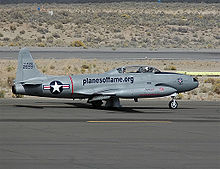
105,97 -> 121,108
169,100 -> 178,109
91,100 -> 103,108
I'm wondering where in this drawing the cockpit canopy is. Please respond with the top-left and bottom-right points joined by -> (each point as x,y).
116,66 -> 161,74
107,66 -> 161,74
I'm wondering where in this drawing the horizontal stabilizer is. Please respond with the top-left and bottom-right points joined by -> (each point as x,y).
20,77 -> 47,85
20,81 -> 42,85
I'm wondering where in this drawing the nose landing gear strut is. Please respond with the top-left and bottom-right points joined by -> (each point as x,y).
169,93 -> 178,109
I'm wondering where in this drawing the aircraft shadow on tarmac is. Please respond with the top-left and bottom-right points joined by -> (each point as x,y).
15,101 -> 194,114
69,103 -> 194,114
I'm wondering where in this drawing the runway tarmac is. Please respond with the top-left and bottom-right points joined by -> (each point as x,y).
0,98 -> 219,169
0,48 -> 220,60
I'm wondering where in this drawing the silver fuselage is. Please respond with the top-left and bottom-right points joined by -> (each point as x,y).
13,71 -> 198,99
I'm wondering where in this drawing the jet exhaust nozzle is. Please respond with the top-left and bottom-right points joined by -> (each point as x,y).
12,85 -> 16,94
12,84 -> 25,95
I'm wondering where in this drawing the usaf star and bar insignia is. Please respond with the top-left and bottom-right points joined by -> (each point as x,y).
43,81 -> 70,94
177,78 -> 183,85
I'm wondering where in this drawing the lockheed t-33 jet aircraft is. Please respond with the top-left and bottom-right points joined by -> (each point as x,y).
12,48 -> 199,109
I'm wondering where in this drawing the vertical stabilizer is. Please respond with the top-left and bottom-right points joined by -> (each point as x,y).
15,48 -> 44,82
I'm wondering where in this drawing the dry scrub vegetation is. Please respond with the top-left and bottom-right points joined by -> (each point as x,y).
0,2 -> 219,49
0,58 -> 220,100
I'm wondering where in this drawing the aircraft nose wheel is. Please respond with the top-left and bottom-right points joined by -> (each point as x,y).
169,99 -> 178,109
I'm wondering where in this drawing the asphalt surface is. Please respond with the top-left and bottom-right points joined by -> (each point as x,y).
0,48 -> 220,60
0,98 -> 219,169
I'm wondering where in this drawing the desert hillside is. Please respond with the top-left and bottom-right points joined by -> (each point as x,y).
0,2 -> 219,49
0,0 -> 219,3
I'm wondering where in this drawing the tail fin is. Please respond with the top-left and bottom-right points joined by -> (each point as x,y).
15,48 -> 44,82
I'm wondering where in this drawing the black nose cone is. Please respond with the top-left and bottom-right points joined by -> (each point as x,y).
193,78 -> 199,88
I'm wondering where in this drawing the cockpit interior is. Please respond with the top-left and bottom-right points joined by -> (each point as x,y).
116,66 -> 161,74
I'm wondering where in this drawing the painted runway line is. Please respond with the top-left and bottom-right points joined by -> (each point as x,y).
87,120 -> 172,123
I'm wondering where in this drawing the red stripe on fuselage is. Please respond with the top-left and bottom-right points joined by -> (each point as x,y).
69,75 -> 74,95
43,86 -> 50,89
63,85 -> 70,88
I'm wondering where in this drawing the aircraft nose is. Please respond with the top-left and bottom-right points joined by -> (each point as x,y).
192,77 -> 199,88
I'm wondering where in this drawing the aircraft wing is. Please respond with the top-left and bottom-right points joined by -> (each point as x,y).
95,89 -> 118,96
74,88 -> 118,101
75,89 -> 117,96
88,95 -> 111,102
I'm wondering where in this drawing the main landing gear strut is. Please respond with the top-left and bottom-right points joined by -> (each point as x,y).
169,93 -> 178,109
